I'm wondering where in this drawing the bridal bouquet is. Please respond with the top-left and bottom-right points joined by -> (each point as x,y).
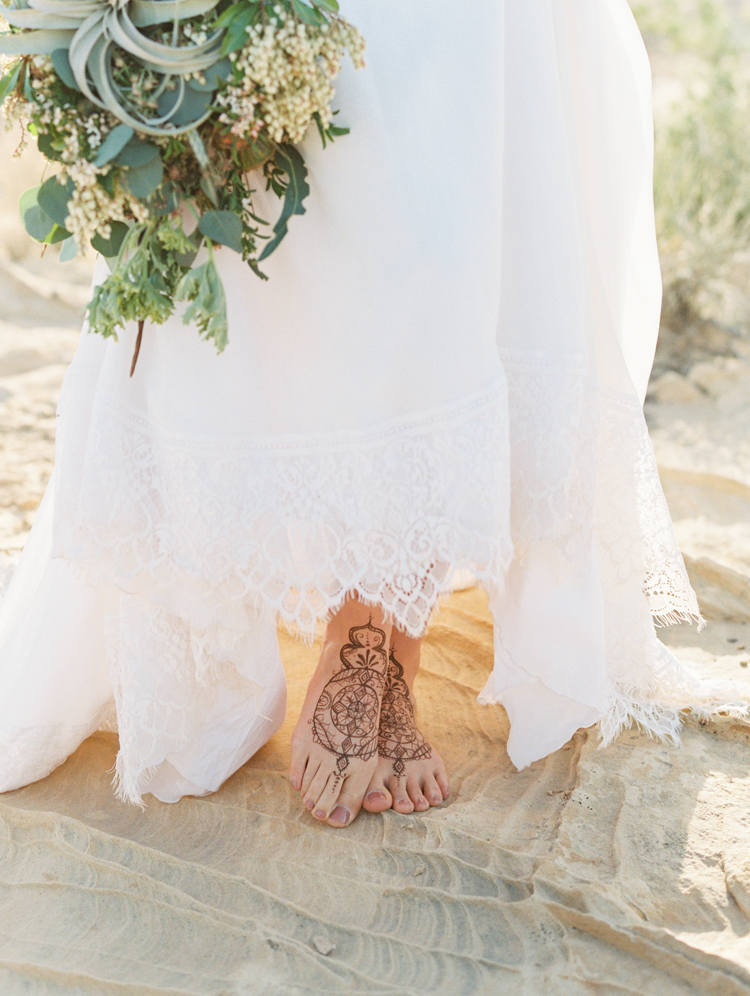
0,0 -> 364,368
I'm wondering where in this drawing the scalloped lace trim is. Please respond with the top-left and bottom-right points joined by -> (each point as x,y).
53,382 -> 515,639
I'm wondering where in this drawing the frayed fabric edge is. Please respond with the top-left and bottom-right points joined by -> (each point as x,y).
652,607 -> 706,632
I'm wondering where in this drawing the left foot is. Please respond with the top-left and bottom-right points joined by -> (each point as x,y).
363,645 -> 449,815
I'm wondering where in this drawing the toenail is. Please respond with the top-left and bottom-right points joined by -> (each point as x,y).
305,799 -> 314,810
330,806 -> 350,825
290,777 -> 299,790
431,794 -> 441,804
368,791 -> 387,803
314,809 -> 326,819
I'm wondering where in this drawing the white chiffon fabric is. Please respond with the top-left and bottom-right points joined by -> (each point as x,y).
1,0 -> 747,804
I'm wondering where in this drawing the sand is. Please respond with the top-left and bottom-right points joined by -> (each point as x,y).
1,585 -> 749,995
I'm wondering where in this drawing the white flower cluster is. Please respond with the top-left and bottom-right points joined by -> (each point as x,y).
63,158 -> 147,251
2,56 -> 148,252
216,9 -> 364,144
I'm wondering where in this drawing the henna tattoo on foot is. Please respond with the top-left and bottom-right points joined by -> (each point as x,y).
378,648 -> 432,779
311,620 -> 388,783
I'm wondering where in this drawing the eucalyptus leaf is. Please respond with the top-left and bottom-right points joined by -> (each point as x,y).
116,139 -> 160,167
19,186 -> 41,221
157,84 -> 212,127
38,174 -> 74,229
0,63 -> 21,105
314,0 -> 338,10
50,48 -> 79,89
19,186 -> 68,243
91,221 -> 130,257
36,131 -> 65,162
94,123 -> 134,167
96,170 -> 117,197
187,56 -> 233,92
123,157 -> 164,198
198,210 -> 243,253
22,204 -> 57,242
44,222 -> 71,244
59,235 -> 78,262
23,203 -> 70,243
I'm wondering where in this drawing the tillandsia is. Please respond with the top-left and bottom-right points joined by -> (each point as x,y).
0,0 -> 365,368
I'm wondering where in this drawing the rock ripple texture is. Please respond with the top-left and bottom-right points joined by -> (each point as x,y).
1,594 -> 750,994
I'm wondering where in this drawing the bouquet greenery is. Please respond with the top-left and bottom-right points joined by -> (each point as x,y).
0,0 -> 364,369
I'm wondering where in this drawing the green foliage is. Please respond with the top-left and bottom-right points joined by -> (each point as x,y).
198,209 -> 243,252
0,0 -> 358,353
631,0 -> 750,332
20,185 -> 70,243
91,221 -> 130,257
88,221 -> 190,339
175,251 -> 229,351
259,144 -> 309,260
37,175 -> 74,228
94,124 -> 134,167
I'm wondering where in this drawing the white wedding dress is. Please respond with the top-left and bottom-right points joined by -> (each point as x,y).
0,0 -> 746,805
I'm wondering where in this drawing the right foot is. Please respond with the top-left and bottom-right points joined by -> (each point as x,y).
363,645 -> 450,815
290,606 -> 391,828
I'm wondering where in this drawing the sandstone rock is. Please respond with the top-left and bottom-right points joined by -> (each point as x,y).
683,554 -> 750,622
649,370 -> 705,404
688,357 -> 750,409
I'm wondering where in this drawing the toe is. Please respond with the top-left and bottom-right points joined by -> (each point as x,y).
289,756 -> 307,793
303,764 -> 335,816
362,771 -> 392,813
406,777 -> 430,812
363,788 -> 392,813
435,767 -> 450,800
388,777 -> 414,814
300,757 -> 321,798
311,770 -> 349,822
422,773 -> 444,807
362,771 -> 393,813
327,785 -> 363,828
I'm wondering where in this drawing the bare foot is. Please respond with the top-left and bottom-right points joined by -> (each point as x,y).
290,603 -> 390,828
363,641 -> 450,815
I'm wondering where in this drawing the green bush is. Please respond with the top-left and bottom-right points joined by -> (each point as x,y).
632,0 -> 750,342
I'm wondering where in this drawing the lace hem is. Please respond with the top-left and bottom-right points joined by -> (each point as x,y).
40,363 -> 717,802
54,382 -> 514,639
597,638 -> 750,748
53,364 -> 701,640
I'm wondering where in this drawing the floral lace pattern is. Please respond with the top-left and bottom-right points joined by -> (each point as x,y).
54,383 -> 514,640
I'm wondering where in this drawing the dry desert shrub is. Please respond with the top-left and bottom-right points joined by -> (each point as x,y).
632,0 -> 750,368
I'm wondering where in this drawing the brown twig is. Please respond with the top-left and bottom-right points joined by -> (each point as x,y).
130,319 -> 144,377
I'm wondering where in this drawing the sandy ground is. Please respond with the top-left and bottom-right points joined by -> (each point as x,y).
3,14 -> 750,995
